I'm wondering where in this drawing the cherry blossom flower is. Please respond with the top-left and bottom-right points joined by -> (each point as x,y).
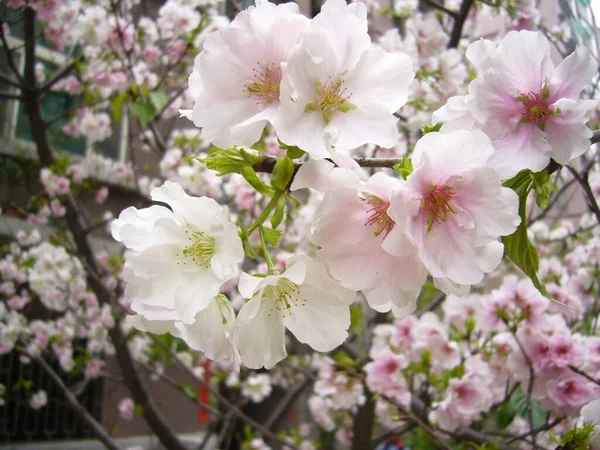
274,0 -> 413,160
182,0 -> 309,147
112,181 -> 244,324
438,31 -> 597,178
234,255 -> 355,369
388,130 -> 521,290
312,169 -> 427,317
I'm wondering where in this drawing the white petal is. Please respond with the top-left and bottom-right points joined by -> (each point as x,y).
290,159 -> 335,192
235,295 -> 287,369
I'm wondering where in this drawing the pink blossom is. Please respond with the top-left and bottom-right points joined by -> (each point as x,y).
466,31 -> 597,178
365,352 -> 410,405
119,398 -> 135,420
95,187 -> 109,204
389,130 -> 520,291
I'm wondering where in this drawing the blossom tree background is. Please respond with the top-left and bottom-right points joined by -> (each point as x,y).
1,0 -> 600,449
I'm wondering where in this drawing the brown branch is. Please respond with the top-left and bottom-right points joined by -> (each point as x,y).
421,0 -> 458,18
371,423 -> 416,448
592,129 -> 600,145
566,165 -> 600,225
351,385 -> 377,450
448,0 -> 474,48
33,356 -> 121,450
150,336 -> 301,450
20,7 -> 189,450
264,375 -> 312,430
41,60 -> 78,92
569,365 -> 600,387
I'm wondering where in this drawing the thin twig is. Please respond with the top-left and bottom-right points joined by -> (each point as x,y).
421,0 -> 458,18
448,0 -> 474,48
566,165 -> 600,225
33,356 -> 122,450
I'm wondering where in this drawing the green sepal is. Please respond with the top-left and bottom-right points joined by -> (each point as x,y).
271,156 -> 295,191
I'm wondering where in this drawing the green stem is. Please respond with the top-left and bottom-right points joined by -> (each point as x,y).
258,226 -> 276,274
246,192 -> 283,236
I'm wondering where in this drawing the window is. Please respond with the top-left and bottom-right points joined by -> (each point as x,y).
0,34 -> 128,166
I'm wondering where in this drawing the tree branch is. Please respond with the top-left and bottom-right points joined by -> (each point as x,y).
20,7 -> 189,450
448,0 -> 474,48
421,0 -> 458,19
33,356 -> 121,450
566,165 -> 600,225
264,375 -> 312,430
41,60 -> 78,92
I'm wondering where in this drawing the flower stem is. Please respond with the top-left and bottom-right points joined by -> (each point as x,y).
246,191 -> 283,236
258,226 -> 276,274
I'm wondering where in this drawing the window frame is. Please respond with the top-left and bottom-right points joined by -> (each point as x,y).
0,36 -> 129,167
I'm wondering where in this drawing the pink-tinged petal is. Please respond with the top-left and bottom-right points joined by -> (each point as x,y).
411,131 -> 493,184
545,98 -> 596,165
344,46 -> 414,113
465,38 -> 496,73
330,104 -> 398,150
381,224 -> 416,257
301,255 -> 356,305
452,168 -> 521,245
290,159 -> 335,192
363,255 -> 427,317
432,95 -> 477,133
312,1 -> 370,70
488,125 -> 551,179
492,30 -> 554,94
468,71 -> 522,138
548,46 -> 598,102
412,214 -> 485,285
433,277 -> 470,296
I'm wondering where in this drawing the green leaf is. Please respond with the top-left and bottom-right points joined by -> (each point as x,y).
531,170 -> 556,210
133,404 -> 145,417
502,169 -> 533,196
241,166 -> 275,197
278,140 -> 305,159
149,91 -> 168,112
260,227 -> 282,247
271,156 -> 295,191
112,91 -> 128,122
130,101 -> 155,128
560,422 -> 596,450
176,383 -> 197,400
393,155 -> 413,180
501,173 -> 549,297
332,350 -> 359,369
204,147 -> 262,176
270,195 -> 287,229
509,387 -> 546,429
494,402 -> 517,429
422,121 -> 444,134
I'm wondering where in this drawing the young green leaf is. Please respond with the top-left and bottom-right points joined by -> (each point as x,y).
393,155 -> 413,180
241,166 -> 275,197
